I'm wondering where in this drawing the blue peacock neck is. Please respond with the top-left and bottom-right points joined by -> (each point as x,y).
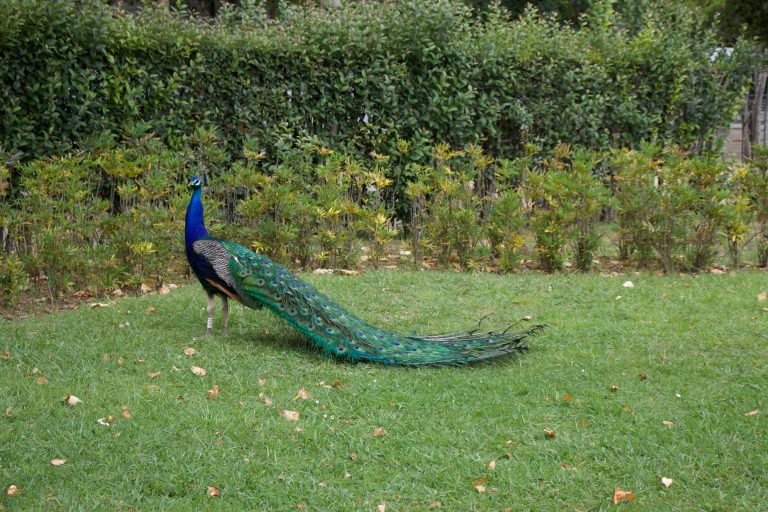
185,187 -> 209,251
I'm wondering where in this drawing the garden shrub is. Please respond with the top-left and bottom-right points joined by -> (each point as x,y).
0,0 -> 757,173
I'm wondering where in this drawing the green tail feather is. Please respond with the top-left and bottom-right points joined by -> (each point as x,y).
222,240 -> 542,366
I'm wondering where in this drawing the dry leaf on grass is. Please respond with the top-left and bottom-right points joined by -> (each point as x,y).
662,420 -> 674,428
206,486 -> 220,497
475,484 -> 486,493
294,387 -> 311,400
562,394 -> 573,402
50,459 -> 66,467
146,385 -> 160,392
258,378 -> 266,386
280,410 -> 300,421
183,347 -> 196,357
36,376 -> 47,385
6,484 -> 21,496
350,452 -> 358,461
376,504 -> 386,512
544,428 -> 556,438
622,280 -> 634,288
373,427 -> 387,437
148,371 -> 161,379
207,385 -> 219,399
612,489 -> 636,504
2,351 -> 9,361
158,286 -> 171,295
661,477 -> 673,488
121,406 -> 131,419
191,366 -> 207,376
428,502 -> 442,508
344,471 -> 351,478
758,292 -> 767,302
332,380 -> 344,389
522,315 -> 533,321
744,410 -> 759,416
89,303 -> 110,308
258,393 -> 273,406
487,460 -> 496,470
140,283 -> 152,294
146,306 -> 157,313
64,395 -> 82,406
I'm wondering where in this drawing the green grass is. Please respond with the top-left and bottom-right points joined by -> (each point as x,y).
1,270 -> 767,511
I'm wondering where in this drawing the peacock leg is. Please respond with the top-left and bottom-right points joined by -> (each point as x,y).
222,295 -> 229,337
205,294 -> 215,336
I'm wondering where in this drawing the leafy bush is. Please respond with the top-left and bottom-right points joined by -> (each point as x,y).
0,0 -> 756,171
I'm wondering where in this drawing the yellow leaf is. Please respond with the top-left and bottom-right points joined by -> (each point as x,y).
207,384 -> 220,399
612,489 -> 636,504
475,485 -> 486,493
36,376 -> 47,385
50,459 -> 66,467
207,486 -> 220,497
6,484 -> 21,496
89,303 -> 111,308
350,452 -> 358,461
487,460 -> 496,470
373,427 -> 387,437
758,292 -> 767,302
258,378 -> 266,386
663,420 -> 674,428
191,366 -> 207,377
64,395 -> 82,406
745,410 -> 759,416
544,428 -> 556,438
280,410 -> 300,421
294,388 -> 311,400
428,501 -> 442,508
562,394 -> 573,402
661,477 -> 673,488
183,347 -> 196,357
376,504 -> 386,512
148,371 -> 161,379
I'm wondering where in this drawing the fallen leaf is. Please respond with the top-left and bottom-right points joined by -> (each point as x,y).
2,351 -> 9,360
6,484 -> 21,496
117,357 -> 125,366
97,418 -> 110,426
623,406 -> 632,413
313,268 -> 333,275
146,385 -> 160,391
350,452 -> 358,461
121,406 -> 131,419
332,380 -> 344,388
112,288 -> 125,297
207,384 -> 220,399
615,295 -> 622,300
505,452 -> 513,459
64,395 -> 82,406
148,371 -> 161,379
140,283 -> 152,294
191,366 -> 207,376
167,283 -> 179,289
639,373 -> 648,381
744,410 -> 759,416
487,460 -> 496,470
344,471 -> 351,478
183,347 -> 196,357
258,393 -> 273,407
475,485 -> 486,493
612,489 -> 636,504
544,428 -> 556,438
318,482 -> 327,488
4,406 -> 12,417
562,393 -> 573,402
158,286 -> 171,295
280,410 -> 300,421
207,486 -> 220,497
609,385 -> 619,392
522,315 -> 533,321
428,501 -> 442,508
663,420 -> 674,428
376,503 -> 386,512
758,292 -> 767,302
50,459 -> 66,467
473,477 -> 488,486
146,306 -> 157,313
36,376 -> 47,385
89,303 -> 110,308
32,367 -> 40,374
622,280 -> 635,288
296,503 -> 306,510
373,427 -> 387,437
258,378 -> 266,386
294,387 -> 311,400
661,477 -> 673,488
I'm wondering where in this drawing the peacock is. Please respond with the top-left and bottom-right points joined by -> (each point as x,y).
185,176 -> 543,365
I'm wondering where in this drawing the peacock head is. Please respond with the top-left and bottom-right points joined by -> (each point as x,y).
188,176 -> 203,189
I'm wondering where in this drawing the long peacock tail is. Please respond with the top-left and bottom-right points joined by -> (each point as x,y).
215,239 -> 541,366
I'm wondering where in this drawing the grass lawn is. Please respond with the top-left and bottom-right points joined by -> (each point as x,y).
1,270 -> 767,511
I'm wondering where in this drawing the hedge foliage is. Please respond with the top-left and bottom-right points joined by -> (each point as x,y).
0,0 -> 758,166
4,138 -> 768,305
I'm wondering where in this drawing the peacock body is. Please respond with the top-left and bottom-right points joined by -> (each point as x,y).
185,176 -> 542,365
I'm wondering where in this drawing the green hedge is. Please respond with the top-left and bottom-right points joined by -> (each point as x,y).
0,0 -> 758,164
